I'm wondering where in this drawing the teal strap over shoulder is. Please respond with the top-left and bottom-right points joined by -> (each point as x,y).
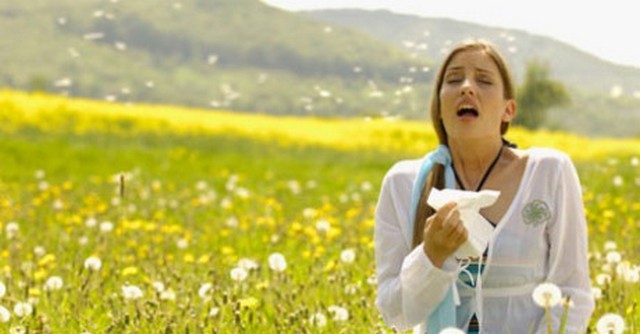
408,144 -> 457,333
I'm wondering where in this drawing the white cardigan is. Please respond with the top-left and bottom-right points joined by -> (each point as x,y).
374,148 -> 594,333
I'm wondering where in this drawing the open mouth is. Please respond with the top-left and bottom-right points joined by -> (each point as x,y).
457,107 -> 479,118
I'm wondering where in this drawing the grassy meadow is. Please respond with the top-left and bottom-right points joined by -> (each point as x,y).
0,90 -> 639,333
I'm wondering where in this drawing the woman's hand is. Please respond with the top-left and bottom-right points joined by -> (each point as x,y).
422,202 -> 468,268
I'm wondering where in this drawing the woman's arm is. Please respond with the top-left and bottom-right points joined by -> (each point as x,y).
374,167 -> 457,331
537,154 -> 595,333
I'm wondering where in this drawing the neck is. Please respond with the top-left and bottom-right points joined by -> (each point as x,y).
448,137 -> 504,190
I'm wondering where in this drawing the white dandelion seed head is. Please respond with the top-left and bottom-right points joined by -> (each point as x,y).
596,313 -> 625,334
612,175 -> 624,187
220,197 -> 232,210
268,253 -> 287,272
85,217 -> 97,228
0,281 -> 5,298
100,221 -> 114,233
287,180 -> 301,195
114,42 -> 127,51
9,325 -> 25,334
591,287 -> 603,300
532,282 -> 562,308
0,306 -> 9,323
225,175 -> 238,191
237,258 -> 259,271
439,328 -> 465,334
366,274 -> 377,286
198,283 -> 213,299
38,181 -> 49,191
560,296 -> 574,308
604,241 -> 617,251
606,251 -> 622,264
207,54 -> 218,65
360,181 -> 373,192
309,312 -> 327,327
44,276 -> 64,291
52,199 -> 64,210
196,181 -> 208,190
235,187 -> 250,199
315,219 -> 331,233
230,267 -> 248,282
53,78 -> 72,88
610,85 -> 624,99
344,284 -> 358,295
78,236 -> 89,246
327,305 -> 349,321
620,264 -> 640,283
152,281 -> 165,292
13,302 -> 33,318
84,256 -> 102,271
34,170 -> 45,179
121,285 -> 143,301
631,157 -> 639,166
302,207 -> 317,219
596,273 -> 612,286
176,238 -> 189,249
6,222 -> 19,239
340,249 -> 356,264
160,289 -> 176,301
33,246 -> 46,258
339,193 -> 348,203
209,307 -> 219,317
27,297 -> 38,306
225,217 -> 239,228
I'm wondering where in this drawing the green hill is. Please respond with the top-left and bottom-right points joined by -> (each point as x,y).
304,9 -> 640,137
1,1 -> 639,136
0,0 -> 429,116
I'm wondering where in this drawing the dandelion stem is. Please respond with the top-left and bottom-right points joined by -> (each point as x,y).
545,306 -> 552,334
559,296 -> 571,334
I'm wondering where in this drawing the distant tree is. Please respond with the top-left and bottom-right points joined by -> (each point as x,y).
28,75 -> 49,92
515,60 -> 570,129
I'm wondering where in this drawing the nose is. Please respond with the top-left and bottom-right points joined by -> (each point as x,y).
460,78 -> 475,96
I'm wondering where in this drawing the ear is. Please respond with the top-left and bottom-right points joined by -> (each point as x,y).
502,99 -> 516,122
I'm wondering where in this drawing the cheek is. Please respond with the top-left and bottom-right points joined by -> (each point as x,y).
438,88 -> 456,111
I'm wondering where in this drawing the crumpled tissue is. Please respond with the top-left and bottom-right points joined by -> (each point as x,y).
427,188 -> 500,258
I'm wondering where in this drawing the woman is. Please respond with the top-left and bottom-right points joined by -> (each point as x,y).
374,40 -> 594,333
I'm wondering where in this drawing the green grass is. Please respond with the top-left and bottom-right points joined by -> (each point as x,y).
0,106 -> 638,332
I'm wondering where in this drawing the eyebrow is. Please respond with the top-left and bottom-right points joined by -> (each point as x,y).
445,66 -> 495,75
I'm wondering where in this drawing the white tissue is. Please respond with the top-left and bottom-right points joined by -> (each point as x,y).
427,188 -> 500,258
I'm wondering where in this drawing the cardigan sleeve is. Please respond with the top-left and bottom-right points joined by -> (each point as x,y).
536,154 -> 595,333
374,163 -> 457,332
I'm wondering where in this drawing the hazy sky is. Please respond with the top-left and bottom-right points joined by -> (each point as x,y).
262,0 -> 640,69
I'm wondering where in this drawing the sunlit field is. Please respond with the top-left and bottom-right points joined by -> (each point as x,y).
0,90 -> 639,333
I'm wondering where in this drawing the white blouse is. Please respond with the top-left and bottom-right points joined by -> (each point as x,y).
374,148 -> 594,333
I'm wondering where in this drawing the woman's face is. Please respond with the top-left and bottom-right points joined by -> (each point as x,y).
438,49 -> 515,141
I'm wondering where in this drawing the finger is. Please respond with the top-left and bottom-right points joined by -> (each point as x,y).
454,226 -> 468,245
455,223 -> 467,241
432,202 -> 457,228
445,218 -> 464,238
442,209 -> 460,229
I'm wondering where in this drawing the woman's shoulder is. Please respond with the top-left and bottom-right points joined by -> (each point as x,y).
382,158 -> 423,185
520,147 -> 573,167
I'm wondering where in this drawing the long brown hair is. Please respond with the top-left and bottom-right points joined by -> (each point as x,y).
411,40 -> 516,248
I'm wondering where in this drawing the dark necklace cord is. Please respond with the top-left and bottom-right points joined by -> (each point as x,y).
452,145 -> 504,192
